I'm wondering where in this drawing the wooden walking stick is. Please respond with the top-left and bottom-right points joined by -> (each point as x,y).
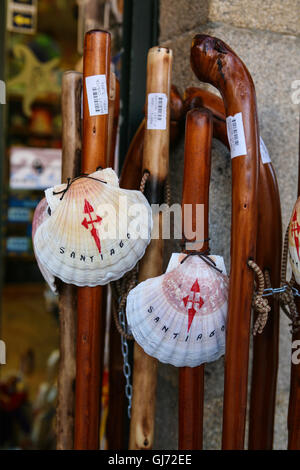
107,85 -> 182,450
56,71 -> 82,450
129,46 -> 172,450
288,115 -> 300,450
191,35 -> 259,449
74,29 -> 111,450
178,108 -> 212,450
184,87 -> 282,449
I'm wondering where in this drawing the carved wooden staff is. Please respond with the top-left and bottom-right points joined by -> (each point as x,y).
129,46 -> 172,450
184,87 -> 282,449
191,35 -> 259,449
56,71 -> 82,450
179,108 -> 212,449
74,29 -> 111,450
288,115 -> 300,450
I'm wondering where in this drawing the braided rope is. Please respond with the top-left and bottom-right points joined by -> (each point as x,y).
248,260 -> 271,335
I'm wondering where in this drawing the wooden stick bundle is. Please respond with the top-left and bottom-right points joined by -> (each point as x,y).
184,87 -> 282,449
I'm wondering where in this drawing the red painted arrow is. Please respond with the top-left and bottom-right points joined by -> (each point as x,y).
81,198 -> 102,253
182,278 -> 204,332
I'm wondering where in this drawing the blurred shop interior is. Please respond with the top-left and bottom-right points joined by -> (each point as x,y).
0,0 -> 158,449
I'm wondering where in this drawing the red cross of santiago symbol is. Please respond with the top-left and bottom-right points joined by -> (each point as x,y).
81,199 -> 102,253
292,210 -> 300,259
182,279 -> 204,332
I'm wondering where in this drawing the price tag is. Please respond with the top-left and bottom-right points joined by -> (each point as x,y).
86,75 -> 108,116
226,112 -> 247,159
147,93 -> 167,130
260,137 -> 271,164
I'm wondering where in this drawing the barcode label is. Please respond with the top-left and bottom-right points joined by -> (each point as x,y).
226,112 -> 247,159
260,136 -> 271,164
147,93 -> 167,130
85,75 -> 108,116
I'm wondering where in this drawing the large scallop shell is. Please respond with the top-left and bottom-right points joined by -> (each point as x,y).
33,168 -> 152,287
289,197 -> 300,284
126,254 -> 229,367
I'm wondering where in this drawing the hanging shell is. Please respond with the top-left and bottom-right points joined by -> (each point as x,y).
33,168 -> 152,287
126,254 -> 229,367
289,197 -> 300,284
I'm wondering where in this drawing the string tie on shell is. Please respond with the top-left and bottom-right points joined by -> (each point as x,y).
52,174 -> 107,200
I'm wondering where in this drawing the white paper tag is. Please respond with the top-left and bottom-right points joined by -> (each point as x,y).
147,93 -> 167,130
226,112 -> 247,159
260,136 -> 271,164
85,75 -> 108,116
166,253 -> 227,275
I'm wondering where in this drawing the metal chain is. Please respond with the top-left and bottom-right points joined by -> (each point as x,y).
260,285 -> 300,297
119,308 -> 133,419
112,170 -> 171,418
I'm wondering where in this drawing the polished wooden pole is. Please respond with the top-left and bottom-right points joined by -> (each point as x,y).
178,108 -> 212,449
74,29 -> 111,450
129,46 -> 172,450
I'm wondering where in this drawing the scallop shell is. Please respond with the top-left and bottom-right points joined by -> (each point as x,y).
126,254 -> 229,367
289,197 -> 300,284
32,198 -> 57,293
33,168 -> 152,287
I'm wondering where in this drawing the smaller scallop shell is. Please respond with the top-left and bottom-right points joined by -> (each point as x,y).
126,254 -> 229,367
289,197 -> 300,284
33,168 -> 152,287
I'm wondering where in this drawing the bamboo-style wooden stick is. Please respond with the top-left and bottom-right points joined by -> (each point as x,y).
191,35 -> 259,450
129,46 -> 172,450
178,108 -> 212,450
74,29 -> 111,450
184,87 -> 282,449
288,114 -> 300,450
56,71 -> 82,450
